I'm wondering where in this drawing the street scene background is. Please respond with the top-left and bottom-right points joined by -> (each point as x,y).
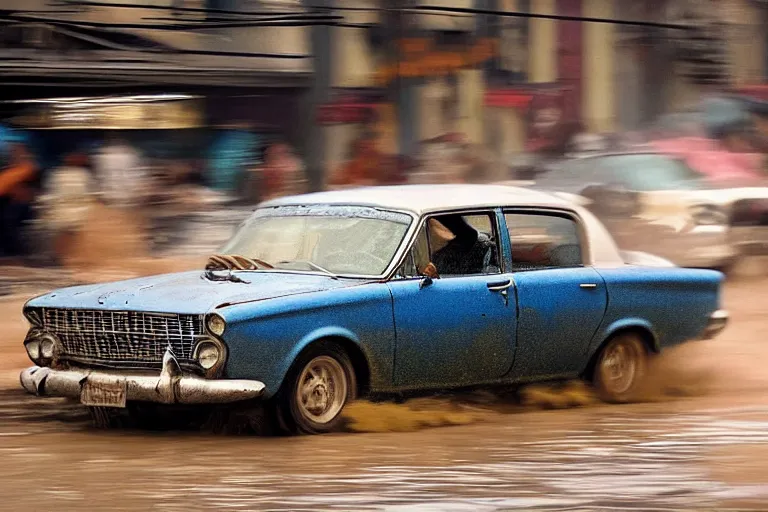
3,0 -> 768,510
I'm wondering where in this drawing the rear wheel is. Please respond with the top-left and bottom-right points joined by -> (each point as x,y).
275,342 -> 357,435
593,334 -> 648,403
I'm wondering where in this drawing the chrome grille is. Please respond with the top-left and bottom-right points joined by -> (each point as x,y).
41,308 -> 205,365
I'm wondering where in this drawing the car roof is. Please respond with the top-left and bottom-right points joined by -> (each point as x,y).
259,184 -> 625,268
260,184 -> 571,216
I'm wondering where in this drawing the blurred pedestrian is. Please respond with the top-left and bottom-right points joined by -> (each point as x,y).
409,133 -> 474,184
207,128 -> 257,196
258,141 -> 306,200
0,143 -> 38,260
39,151 -> 95,264
329,134 -> 385,188
92,134 -> 146,208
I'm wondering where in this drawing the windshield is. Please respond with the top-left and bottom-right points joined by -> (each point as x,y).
598,154 -> 704,191
220,206 -> 413,276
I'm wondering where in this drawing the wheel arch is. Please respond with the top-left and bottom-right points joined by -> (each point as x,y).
583,323 -> 658,381
280,327 -> 372,397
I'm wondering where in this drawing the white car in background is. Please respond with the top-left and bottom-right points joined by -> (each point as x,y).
500,151 -> 768,270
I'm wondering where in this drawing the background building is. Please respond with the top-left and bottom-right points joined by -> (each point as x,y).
0,0 -> 315,190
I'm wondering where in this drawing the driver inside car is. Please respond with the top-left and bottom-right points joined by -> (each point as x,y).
430,215 -> 497,275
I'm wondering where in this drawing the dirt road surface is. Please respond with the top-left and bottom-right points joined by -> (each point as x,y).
2,275 -> 768,511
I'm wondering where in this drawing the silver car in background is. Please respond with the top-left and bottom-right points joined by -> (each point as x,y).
501,152 -> 756,270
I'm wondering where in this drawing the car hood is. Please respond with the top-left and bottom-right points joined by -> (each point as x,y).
26,270 -> 367,314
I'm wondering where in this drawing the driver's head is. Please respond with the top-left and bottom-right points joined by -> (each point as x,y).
436,214 -> 478,247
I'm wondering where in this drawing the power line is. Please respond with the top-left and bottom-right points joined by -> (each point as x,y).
50,1 -> 305,17
40,2 -> 698,30
4,13 -> 345,30
410,5 -> 695,30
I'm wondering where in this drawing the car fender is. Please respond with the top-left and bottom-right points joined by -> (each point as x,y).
591,317 -> 659,356
273,326 -> 364,392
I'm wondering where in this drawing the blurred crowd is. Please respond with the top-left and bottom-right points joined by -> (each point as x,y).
2,93 -> 768,269
0,126 -> 502,267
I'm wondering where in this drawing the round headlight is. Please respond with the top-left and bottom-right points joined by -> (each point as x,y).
25,340 -> 41,362
40,335 -> 57,359
196,342 -> 222,370
207,314 -> 226,336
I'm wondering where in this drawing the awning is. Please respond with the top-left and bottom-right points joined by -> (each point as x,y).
0,22 -> 312,100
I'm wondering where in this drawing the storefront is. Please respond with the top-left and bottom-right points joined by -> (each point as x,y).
0,11 -> 314,191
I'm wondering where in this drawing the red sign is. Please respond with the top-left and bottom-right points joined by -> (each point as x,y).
316,96 -> 378,125
732,85 -> 768,101
484,90 -> 534,109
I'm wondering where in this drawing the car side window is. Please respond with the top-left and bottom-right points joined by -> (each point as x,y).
396,225 -> 429,278
396,212 -> 502,278
505,212 -> 583,271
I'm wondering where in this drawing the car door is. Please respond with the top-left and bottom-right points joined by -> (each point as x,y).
504,210 -> 608,379
387,210 -> 517,388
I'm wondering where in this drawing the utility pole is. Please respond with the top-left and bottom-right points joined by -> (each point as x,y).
303,0 -> 333,191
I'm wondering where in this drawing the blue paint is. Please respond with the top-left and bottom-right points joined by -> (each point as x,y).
22,206 -> 727,400
388,275 -> 516,388
590,267 -> 723,357
509,267 -> 608,379
219,283 -> 395,398
26,271 -> 356,314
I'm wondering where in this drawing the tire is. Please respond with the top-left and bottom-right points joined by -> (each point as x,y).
592,334 -> 648,403
275,341 -> 357,435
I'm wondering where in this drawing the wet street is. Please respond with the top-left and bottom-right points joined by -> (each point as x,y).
3,274 -> 768,511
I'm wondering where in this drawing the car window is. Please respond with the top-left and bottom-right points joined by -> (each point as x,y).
397,225 -> 429,278
505,212 -> 583,271
597,154 -> 703,191
221,206 -> 412,276
397,212 -> 501,277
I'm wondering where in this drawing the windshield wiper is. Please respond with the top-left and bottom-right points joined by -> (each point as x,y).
278,260 -> 338,279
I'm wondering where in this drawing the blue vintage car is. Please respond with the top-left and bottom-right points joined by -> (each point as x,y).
19,185 -> 728,434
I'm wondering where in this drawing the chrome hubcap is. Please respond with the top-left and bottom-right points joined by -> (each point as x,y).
296,356 -> 347,424
602,343 -> 637,394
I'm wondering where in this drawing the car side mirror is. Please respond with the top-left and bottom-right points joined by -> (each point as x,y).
422,262 -> 439,279
419,262 -> 439,289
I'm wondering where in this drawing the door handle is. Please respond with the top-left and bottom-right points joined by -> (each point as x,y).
487,279 -> 512,292
580,283 -> 597,289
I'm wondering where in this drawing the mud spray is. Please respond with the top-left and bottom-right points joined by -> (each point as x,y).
60,204 -> 204,281
342,348 -> 716,434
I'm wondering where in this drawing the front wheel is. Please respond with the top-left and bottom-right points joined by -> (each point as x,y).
276,342 -> 357,435
593,334 -> 648,403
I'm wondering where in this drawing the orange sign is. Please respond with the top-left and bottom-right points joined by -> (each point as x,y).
375,38 -> 497,86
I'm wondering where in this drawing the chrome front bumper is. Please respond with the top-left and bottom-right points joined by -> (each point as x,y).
700,309 -> 729,340
19,348 -> 265,406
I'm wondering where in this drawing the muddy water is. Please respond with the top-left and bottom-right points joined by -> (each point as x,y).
2,391 -> 768,511
2,277 -> 768,511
